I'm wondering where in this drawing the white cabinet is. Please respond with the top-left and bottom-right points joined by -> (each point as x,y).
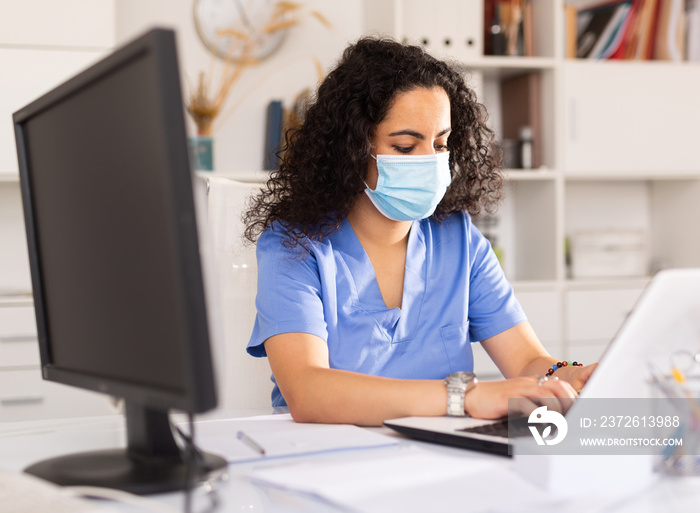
0,49 -> 107,175
0,0 -> 114,177
0,0 -> 114,48
563,62 -> 700,175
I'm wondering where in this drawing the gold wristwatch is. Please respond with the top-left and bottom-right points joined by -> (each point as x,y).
444,371 -> 478,416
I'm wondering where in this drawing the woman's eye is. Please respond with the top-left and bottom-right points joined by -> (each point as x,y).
393,146 -> 413,154
435,144 -> 448,152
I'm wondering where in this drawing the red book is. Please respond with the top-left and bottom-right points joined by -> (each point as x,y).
610,0 -> 642,59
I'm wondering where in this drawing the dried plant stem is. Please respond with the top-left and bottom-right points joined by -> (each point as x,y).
213,54 -> 324,133
185,1 -> 330,136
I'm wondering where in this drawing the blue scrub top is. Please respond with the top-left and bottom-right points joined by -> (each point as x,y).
247,211 -> 527,407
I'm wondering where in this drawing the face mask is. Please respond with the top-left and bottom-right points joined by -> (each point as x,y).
364,152 -> 451,222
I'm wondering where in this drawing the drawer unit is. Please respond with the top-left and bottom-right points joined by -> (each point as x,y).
473,288 -> 564,379
0,369 -> 116,422
515,289 -> 563,344
565,287 -> 645,344
0,303 -> 39,369
0,304 -> 37,339
0,338 -> 39,368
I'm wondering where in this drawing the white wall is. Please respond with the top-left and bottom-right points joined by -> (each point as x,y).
115,0 -> 365,175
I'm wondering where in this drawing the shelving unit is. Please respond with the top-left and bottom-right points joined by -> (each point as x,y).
365,0 -> 700,377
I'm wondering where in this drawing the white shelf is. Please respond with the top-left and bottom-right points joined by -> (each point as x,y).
462,56 -> 557,79
504,169 -> 557,181
564,171 -> 700,181
197,170 -> 269,184
564,277 -> 653,291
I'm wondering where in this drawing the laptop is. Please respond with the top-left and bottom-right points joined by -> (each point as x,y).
384,268 -> 700,456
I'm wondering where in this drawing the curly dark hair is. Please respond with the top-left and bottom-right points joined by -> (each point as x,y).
243,37 -> 503,249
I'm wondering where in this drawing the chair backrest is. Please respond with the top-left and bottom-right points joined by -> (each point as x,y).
196,175 -> 273,411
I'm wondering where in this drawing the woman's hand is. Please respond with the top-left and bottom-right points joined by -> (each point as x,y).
463,375 -> 578,420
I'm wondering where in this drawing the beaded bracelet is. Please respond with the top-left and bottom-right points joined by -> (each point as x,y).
546,361 -> 583,376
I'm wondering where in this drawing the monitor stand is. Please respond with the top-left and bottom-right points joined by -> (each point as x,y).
24,401 -> 227,495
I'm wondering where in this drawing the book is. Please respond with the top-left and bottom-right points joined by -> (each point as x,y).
596,3 -> 634,58
634,0 -> 660,59
609,0 -> 643,59
576,4 -> 618,57
653,0 -> 686,61
565,4 -> 578,59
687,0 -> 700,61
523,0 -> 534,57
263,100 -> 284,171
577,1 -> 633,59
500,72 -> 541,169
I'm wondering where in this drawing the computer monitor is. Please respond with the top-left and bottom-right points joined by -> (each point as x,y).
13,28 -> 227,494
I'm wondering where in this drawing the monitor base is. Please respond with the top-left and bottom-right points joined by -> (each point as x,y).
24,448 -> 228,495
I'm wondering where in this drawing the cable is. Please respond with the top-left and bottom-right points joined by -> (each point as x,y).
172,413 -> 222,513
184,412 -> 196,513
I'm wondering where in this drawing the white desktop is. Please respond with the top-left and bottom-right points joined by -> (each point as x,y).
2,409 -> 700,513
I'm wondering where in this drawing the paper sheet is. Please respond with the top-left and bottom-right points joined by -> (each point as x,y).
191,414 -> 399,463
246,444 -> 649,513
247,445 -> 515,512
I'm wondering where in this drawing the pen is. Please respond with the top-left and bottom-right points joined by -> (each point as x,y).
237,430 -> 266,455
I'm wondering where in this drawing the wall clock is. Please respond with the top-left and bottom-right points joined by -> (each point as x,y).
193,0 -> 288,61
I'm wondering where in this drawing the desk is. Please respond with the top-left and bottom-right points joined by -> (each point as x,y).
1,411 -> 698,513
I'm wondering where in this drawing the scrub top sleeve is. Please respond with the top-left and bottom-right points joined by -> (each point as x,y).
247,230 -> 329,358
466,219 -> 527,342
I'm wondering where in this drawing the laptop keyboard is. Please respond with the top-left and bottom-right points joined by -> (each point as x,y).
457,417 -> 533,438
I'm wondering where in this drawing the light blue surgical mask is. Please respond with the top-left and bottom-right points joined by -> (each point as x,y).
364,152 -> 451,221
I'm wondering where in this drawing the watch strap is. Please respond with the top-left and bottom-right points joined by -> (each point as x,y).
445,373 -> 478,417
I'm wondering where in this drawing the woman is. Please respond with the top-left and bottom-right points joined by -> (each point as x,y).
244,37 -> 595,426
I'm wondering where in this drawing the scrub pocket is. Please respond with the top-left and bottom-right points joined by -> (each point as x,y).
440,323 -> 474,373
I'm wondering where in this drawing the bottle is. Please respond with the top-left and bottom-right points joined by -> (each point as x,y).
519,126 -> 533,169
488,3 -> 504,56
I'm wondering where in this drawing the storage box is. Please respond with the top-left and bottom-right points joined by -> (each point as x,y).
570,229 -> 648,279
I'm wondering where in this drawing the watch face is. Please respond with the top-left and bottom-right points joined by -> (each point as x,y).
194,0 -> 287,61
449,371 -> 476,383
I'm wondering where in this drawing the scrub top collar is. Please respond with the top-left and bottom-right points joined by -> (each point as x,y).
330,217 -> 428,343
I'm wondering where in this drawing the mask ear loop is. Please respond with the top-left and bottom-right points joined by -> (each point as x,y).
362,151 -> 378,189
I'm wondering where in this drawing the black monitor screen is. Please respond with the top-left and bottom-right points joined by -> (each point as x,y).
14,28 -> 225,494
23,46 -> 187,393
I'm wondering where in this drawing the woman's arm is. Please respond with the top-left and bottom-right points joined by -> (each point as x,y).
264,332 -> 447,426
480,322 -> 598,391
265,327 -> 581,425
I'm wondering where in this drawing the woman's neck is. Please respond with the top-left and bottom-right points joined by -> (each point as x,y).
346,193 -> 412,249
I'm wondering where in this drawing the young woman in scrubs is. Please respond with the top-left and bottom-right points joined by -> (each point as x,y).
244,38 -> 596,426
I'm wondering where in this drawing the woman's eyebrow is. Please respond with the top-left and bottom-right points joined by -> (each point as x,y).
388,127 -> 452,139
